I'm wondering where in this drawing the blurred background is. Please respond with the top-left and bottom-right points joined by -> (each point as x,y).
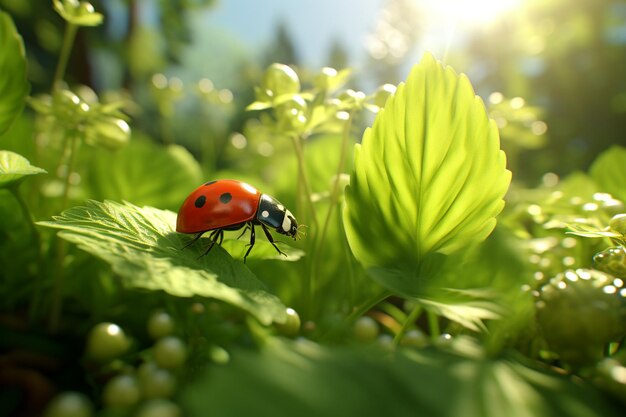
4,0 -> 626,183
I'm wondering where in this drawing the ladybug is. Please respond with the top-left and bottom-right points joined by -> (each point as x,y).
176,179 -> 299,262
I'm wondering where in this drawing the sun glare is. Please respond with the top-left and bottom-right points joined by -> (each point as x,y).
430,0 -> 522,26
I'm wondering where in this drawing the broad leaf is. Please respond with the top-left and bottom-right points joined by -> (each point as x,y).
343,53 -> 511,295
589,145 -> 626,203
82,137 -> 203,211
0,11 -> 29,136
181,339 -> 622,417
38,200 -> 287,325
0,150 -> 46,189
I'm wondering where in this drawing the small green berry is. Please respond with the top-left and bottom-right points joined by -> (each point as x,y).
209,345 -> 230,365
85,322 -> 130,362
153,336 -> 187,369
352,316 -> 379,343
43,391 -> 93,417
137,361 -> 176,399
102,374 -> 140,408
275,307 -> 301,337
609,214 -> 626,235
147,311 -> 175,340
135,399 -> 182,417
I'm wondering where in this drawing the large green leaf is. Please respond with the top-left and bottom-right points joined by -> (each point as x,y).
0,11 -> 29,136
0,150 -> 46,189
37,200 -> 287,325
181,339 -> 621,417
589,145 -> 626,203
343,53 -> 511,295
82,137 -> 203,211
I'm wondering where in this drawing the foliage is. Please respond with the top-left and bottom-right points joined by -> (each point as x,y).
1,2 -> 625,417
0,10 -> 29,135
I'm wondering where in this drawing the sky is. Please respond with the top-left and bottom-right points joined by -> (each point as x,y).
201,0 -> 384,69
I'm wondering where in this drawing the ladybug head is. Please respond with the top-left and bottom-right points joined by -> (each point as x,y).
278,210 -> 299,239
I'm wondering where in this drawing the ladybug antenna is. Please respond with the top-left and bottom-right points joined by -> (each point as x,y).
295,224 -> 308,240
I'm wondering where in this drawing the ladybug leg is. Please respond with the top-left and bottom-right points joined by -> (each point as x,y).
243,224 -> 256,263
182,232 -> 204,249
235,224 -> 250,240
199,229 -> 222,258
260,223 -> 287,257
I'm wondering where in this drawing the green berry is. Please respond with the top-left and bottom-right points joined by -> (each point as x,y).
137,361 -> 176,399
594,246 -> 626,277
275,307 -> 301,337
43,391 -> 93,417
153,336 -> 187,369
209,345 -> 230,365
102,374 -> 141,408
352,316 -> 379,343
135,399 -> 182,417
147,311 -> 175,340
400,329 -> 429,348
85,322 -> 130,362
609,214 -> 626,235
534,269 -> 626,367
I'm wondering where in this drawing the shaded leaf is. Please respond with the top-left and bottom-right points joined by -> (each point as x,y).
181,339 -> 621,417
0,11 -> 29,136
37,200 -> 287,325
0,150 -> 46,189
82,137 -> 203,211
343,53 -> 511,296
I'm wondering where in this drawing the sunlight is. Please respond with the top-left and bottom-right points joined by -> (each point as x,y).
429,0 -> 522,26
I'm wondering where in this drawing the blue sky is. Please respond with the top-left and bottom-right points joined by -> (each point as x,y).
201,0 -> 383,68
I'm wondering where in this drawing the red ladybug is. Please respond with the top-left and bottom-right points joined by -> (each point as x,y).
176,179 -> 299,262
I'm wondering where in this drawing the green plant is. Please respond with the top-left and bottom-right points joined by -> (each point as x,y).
1,2 -> 626,416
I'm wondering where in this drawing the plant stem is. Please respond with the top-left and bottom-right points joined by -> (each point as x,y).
307,115 -> 353,313
52,22 -> 78,90
50,132 -> 80,331
427,310 -> 441,342
60,132 -> 79,210
10,186 -> 45,321
289,134 -> 318,231
393,303 -> 423,346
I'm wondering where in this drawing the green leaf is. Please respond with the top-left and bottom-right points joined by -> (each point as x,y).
82,137 -> 203,211
343,53 -> 511,295
589,145 -> 626,203
0,11 -> 30,136
181,339 -> 622,417
37,200 -> 287,325
566,223 -> 620,239
0,150 -> 46,189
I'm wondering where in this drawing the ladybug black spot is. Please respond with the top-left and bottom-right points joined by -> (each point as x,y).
204,180 -> 217,186
194,195 -> 207,208
219,192 -> 232,204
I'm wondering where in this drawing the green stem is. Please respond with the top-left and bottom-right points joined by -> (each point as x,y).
50,132 -> 80,331
60,132 -> 79,210
10,186 -> 44,321
393,304 -> 423,346
52,23 -> 78,90
427,310 -> 441,342
289,134 -> 318,230
307,115 -> 353,312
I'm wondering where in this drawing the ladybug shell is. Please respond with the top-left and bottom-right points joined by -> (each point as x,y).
176,180 -> 261,234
